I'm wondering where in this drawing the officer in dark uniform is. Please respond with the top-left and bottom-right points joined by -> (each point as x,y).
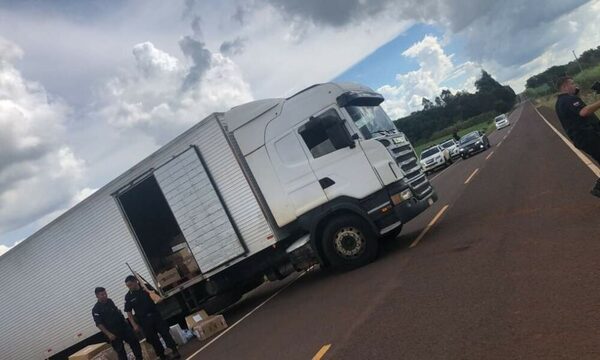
555,76 -> 600,197
124,276 -> 181,360
92,287 -> 143,360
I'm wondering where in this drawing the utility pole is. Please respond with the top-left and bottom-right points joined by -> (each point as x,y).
572,50 -> 584,73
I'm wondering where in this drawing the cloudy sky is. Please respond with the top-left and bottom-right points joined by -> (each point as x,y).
1,0 -> 599,255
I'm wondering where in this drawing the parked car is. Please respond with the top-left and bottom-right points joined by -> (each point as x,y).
459,130 -> 491,159
439,139 -> 460,159
494,114 -> 510,129
420,145 -> 452,174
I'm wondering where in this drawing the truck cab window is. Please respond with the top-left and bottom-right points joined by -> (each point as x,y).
299,109 -> 344,158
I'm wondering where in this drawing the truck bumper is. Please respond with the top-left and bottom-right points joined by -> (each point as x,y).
393,190 -> 438,224
367,178 -> 437,234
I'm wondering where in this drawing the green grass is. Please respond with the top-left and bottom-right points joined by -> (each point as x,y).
528,63 -> 600,108
413,119 -> 496,156
574,63 -> 600,89
532,90 -> 600,118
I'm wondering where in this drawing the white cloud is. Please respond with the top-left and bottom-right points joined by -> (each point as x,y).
377,35 -> 482,118
0,37 -> 87,236
490,0 -> 600,92
97,38 -> 253,142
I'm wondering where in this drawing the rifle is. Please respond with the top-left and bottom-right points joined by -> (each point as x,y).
126,262 -> 164,304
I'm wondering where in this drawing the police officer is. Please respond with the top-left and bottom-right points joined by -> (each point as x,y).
92,287 -> 143,360
124,276 -> 181,360
555,76 -> 600,197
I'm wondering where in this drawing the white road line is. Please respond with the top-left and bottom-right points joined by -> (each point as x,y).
497,140 -> 503,148
503,134 -> 508,140
485,151 -> 494,160
185,272 -> 306,360
410,205 -> 449,248
464,168 -> 479,184
533,107 -> 600,177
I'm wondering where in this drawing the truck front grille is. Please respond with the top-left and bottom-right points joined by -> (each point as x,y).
387,141 -> 433,200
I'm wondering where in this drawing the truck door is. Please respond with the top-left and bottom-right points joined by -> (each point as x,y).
153,147 -> 246,273
266,128 -> 328,217
298,107 -> 383,201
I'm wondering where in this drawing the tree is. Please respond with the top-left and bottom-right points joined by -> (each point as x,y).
421,97 -> 434,110
394,70 -> 516,144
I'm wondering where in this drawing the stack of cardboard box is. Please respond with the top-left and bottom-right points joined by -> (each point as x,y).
68,340 -> 160,360
168,247 -> 201,279
68,343 -> 113,360
185,310 -> 228,341
156,267 -> 182,289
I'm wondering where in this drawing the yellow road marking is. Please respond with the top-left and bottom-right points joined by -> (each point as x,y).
464,168 -> 479,184
312,344 -> 332,360
410,204 -> 449,248
485,151 -> 494,160
533,106 -> 600,177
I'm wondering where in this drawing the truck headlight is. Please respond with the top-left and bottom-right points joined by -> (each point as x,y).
391,189 -> 412,205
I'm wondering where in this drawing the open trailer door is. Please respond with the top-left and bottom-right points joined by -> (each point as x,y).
153,146 -> 246,273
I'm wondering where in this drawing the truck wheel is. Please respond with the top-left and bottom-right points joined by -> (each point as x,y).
321,215 -> 378,270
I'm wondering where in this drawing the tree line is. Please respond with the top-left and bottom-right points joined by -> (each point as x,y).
525,46 -> 600,90
394,71 -> 517,144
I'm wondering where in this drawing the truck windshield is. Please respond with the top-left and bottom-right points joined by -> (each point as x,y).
345,105 -> 396,139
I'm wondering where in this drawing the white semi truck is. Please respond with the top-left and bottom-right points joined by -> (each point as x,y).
0,83 -> 436,359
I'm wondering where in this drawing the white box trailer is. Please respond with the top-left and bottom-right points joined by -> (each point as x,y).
0,83 -> 436,359
0,115 -> 277,360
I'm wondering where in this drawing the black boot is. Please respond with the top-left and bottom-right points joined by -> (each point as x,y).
591,179 -> 600,198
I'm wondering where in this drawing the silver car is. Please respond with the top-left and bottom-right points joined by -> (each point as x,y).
440,139 -> 460,159
494,114 -> 510,129
420,145 -> 452,174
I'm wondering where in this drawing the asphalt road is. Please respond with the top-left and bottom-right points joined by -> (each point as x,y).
178,102 -> 600,360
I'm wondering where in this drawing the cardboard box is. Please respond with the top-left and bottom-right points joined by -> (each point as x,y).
181,258 -> 200,275
90,348 -> 117,360
185,310 -> 209,329
169,324 -> 188,346
69,343 -> 111,360
156,267 -> 181,287
192,315 -> 228,341
140,339 -> 159,360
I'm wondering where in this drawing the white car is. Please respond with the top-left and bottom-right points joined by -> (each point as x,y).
439,139 -> 460,159
420,145 -> 452,174
494,114 -> 510,129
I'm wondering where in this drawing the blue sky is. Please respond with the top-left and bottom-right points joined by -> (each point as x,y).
336,24 -> 444,89
1,0 -> 599,253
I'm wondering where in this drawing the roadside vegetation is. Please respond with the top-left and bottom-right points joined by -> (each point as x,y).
525,45 -> 600,116
414,113 -> 497,155
394,71 -> 517,146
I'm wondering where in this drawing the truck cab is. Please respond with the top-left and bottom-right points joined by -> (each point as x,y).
224,83 -> 437,269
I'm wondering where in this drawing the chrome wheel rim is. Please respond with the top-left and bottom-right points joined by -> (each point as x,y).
333,227 -> 366,259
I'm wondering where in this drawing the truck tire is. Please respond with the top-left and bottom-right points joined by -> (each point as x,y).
321,214 -> 379,270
